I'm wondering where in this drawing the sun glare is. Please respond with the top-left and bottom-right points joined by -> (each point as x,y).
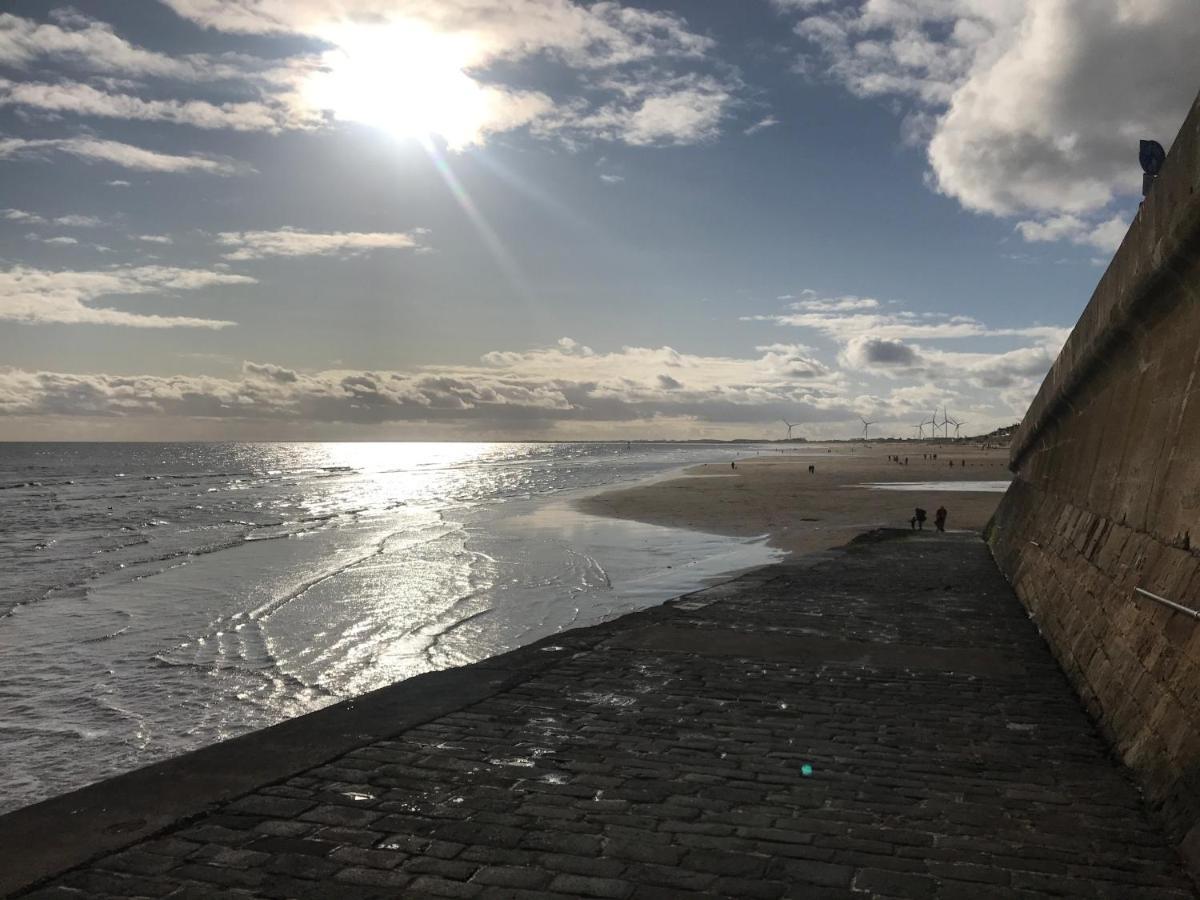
308,22 -> 490,149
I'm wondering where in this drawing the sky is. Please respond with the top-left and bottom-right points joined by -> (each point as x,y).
2,0 -> 1198,441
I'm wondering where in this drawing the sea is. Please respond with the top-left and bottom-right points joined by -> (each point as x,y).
0,441 -> 786,815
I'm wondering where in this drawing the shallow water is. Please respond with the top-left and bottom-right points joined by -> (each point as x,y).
861,480 -> 1011,492
0,442 -> 782,813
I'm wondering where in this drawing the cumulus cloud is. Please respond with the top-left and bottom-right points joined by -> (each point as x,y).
0,310 -> 1066,435
779,0 -> 1200,246
0,337 -> 855,427
215,227 -> 426,260
1014,213 -> 1131,252
0,265 -> 253,328
746,289 -> 1071,422
0,136 -> 251,175
842,336 -> 922,370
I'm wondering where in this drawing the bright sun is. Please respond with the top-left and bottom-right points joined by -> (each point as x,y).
307,22 -> 491,149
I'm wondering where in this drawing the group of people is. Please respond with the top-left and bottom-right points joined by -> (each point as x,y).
910,505 -> 949,532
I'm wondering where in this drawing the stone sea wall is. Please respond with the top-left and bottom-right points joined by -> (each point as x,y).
988,89 -> 1200,865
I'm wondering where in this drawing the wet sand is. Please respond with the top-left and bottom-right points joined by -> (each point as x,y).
576,442 -> 1012,556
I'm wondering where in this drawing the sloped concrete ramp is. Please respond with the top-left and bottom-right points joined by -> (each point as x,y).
7,532 -> 1195,899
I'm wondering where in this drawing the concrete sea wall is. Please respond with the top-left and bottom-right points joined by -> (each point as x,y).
988,89 -> 1200,865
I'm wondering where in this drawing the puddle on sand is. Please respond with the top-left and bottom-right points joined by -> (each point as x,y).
860,480 -> 1010,493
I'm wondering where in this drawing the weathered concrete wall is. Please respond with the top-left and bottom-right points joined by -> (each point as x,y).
989,89 -> 1200,866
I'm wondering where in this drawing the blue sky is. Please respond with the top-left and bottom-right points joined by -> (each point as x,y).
2,0 -> 1198,440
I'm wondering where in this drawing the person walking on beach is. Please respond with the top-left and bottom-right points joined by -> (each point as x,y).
808,464 -> 815,474
911,507 -> 927,530
935,505 -> 947,532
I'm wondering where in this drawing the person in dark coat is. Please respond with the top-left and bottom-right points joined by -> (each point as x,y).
935,505 -> 948,532
911,508 -> 927,530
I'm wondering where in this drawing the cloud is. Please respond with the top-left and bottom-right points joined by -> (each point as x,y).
744,115 -> 780,135
3,209 -> 105,227
0,310 -> 1063,436
843,336 -> 921,369
779,0 -> 1200,245
599,173 -> 624,183
0,77 -> 315,132
159,1 -> 715,65
748,291 -> 1072,344
546,73 -> 734,147
37,235 -> 80,246
0,337 -> 855,429
215,227 -> 426,260
105,179 -> 131,187
159,2 -> 737,149
136,234 -> 173,245
1,6 -> 739,150
0,265 -> 253,328
1015,213 -> 1130,252
243,361 -> 298,383
0,136 -> 251,175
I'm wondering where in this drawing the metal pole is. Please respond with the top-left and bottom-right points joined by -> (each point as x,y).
1134,587 -> 1200,621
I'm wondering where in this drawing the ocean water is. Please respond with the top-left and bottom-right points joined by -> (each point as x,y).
0,441 -> 783,814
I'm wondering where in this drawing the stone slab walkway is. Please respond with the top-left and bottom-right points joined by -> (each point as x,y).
11,532 -> 1197,899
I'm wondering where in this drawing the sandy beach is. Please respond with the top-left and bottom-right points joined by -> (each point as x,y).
577,442 -> 1013,556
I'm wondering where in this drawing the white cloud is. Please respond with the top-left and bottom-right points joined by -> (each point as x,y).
0,321 -> 1050,436
0,6 -> 739,150
0,77 -> 315,132
0,265 -> 252,328
779,0 -> 1200,244
744,115 -> 780,135
546,73 -> 734,147
4,209 -> 105,227
215,227 -> 426,260
0,136 -> 251,175
105,179 -> 131,187
0,10 -> 302,83
159,1 -> 714,64
136,234 -> 174,245
38,236 -> 79,246
599,173 -> 624,184
160,2 -> 736,149
53,214 -> 104,227
1015,213 -> 1130,252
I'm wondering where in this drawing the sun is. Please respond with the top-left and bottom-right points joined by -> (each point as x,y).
307,21 -> 492,149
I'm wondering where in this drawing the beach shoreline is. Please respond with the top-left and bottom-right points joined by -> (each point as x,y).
575,442 -> 1013,557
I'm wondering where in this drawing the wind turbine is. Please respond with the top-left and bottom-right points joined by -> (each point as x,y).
912,421 -> 925,439
781,419 -> 797,440
936,407 -> 952,439
860,416 -> 876,441
951,418 -> 965,438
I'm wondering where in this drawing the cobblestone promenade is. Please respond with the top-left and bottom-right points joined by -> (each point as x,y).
16,532 -> 1197,899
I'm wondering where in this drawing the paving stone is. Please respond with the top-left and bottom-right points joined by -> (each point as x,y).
471,865 -> 554,889
547,873 -> 633,898
18,535 -> 1198,900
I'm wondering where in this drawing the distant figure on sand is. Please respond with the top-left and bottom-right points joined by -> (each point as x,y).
935,505 -> 948,532
731,461 -> 736,470
911,508 -> 927,530
808,464 -> 815,474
